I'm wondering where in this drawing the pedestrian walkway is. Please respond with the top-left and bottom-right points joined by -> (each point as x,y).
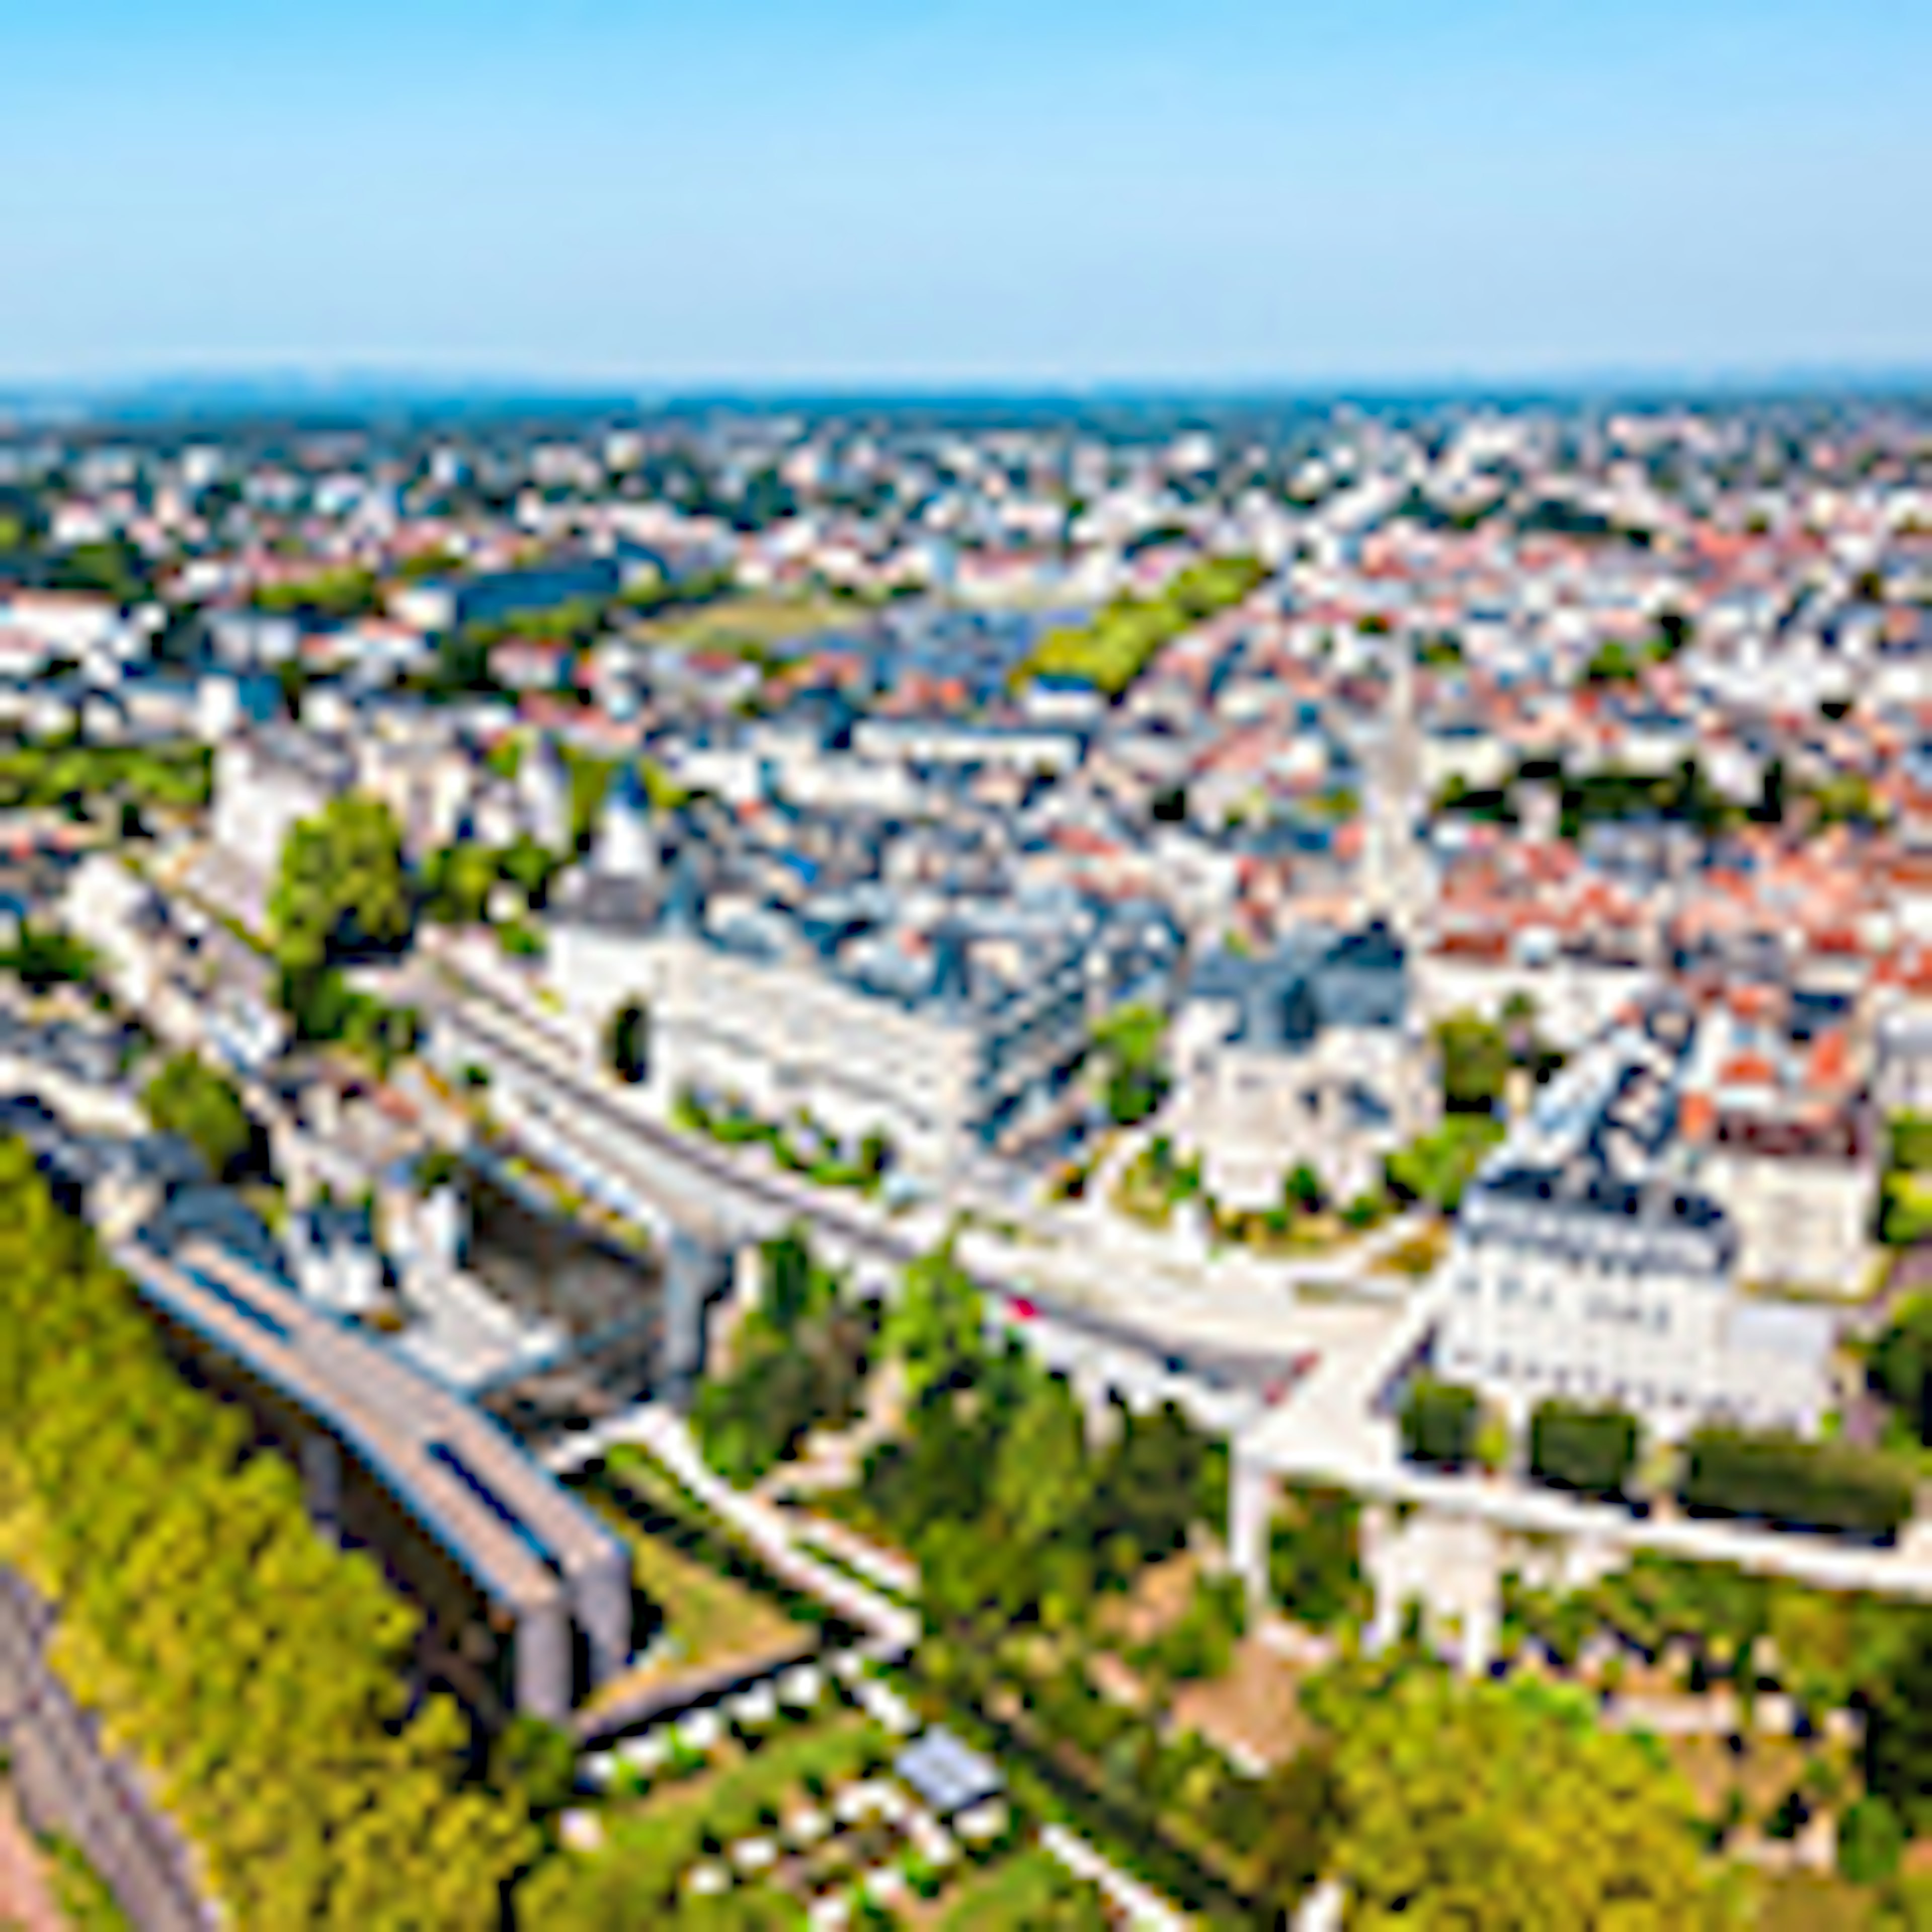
546,1406 -> 921,1657
0,1784 -> 65,1932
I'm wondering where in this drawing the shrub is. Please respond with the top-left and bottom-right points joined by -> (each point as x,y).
1529,1400 -> 1640,1500
1268,1485 -> 1370,1630
1881,1172 -> 1932,1248
1891,1114 -> 1932,1175
1399,1378 -> 1482,1470
1680,1427 -> 1913,1541
1839,1794 -> 1904,1885
1147,1573 -> 1247,1682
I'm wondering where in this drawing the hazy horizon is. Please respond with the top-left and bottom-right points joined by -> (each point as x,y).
6,2 -> 1930,390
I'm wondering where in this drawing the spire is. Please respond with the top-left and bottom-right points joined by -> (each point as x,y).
593,762 -> 656,880
518,732 -> 571,851
1362,636 -> 1425,938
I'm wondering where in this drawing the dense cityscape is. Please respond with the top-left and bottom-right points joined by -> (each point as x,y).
0,388 -> 1928,1927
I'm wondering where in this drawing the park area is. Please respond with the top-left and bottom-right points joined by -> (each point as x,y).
632,593 -> 862,664
533,1648 -> 1118,1928
577,1458 -> 813,1720
540,1227 -> 1932,1930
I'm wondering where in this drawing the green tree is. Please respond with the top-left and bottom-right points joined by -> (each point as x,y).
692,1231 -> 866,1484
991,1371 -> 1093,1548
420,842 -> 501,926
1251,1745 -> 1345,1920
1399,1379 -> 1482,1470
1269,1484 -> 1370,1630
1385,1114 -> 1504,1212
1867,1625 -> 1932,1833
271,794 -> 413,981
605,1001 -> 650,1085
1840,1794 -> 1905,1885
1284,1162 -> 1325,1215
490,1714 -> 579,1819
884,1242 -> 983,1405
1871,1297 -> 1932,1445
1434,1011 -> 1511,1114
1091,1003 -> 1170,1126
141,1052 -> 252,1179
1328,1671 -> 1713,1928
0,923 -> 100,994
0,1143 -> 536,1925
1089,1401 -> 1210,1571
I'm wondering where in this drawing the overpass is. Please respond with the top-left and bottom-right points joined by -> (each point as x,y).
423,969 -> 1310,1432
115,1233 -> 631,1724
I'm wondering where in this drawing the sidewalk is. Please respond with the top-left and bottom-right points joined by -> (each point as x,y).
0,1784 -> 64,1932
546,1405 -> 921,1658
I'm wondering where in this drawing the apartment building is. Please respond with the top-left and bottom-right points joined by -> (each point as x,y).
1434,994 -> 1835,1439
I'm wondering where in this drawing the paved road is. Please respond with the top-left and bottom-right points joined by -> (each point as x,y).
425,965 -> 1349,1397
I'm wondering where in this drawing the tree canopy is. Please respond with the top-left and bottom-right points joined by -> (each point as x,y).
1434,1011 -> 1511,1114
882,1241 -> 984,1407
141,1051 -> 252,1179
0,1141 -> 537,1926
691,1230 -> 869,1486
1090,1003 -> 1171,1126
1324,1671 -> 1715,1929
1021,556 -> 1266,697
270,794 -> 414,980
269,796 -> 420,1061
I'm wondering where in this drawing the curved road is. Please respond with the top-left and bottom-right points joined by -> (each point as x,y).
425,967 -> 1328,1397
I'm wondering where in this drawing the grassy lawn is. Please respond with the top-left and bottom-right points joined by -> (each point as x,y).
937,1847 -> 1105,1929
609,1710 -> 884,1844
633,593 -> 861,659
1752,1872 -> 1876,1930
583,1488 -> 806,1701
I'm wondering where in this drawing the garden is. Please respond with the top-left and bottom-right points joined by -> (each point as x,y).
676,1088 -> 895,1199
534,1648 -> 1114,1929
1396,1377 -> 1917,1542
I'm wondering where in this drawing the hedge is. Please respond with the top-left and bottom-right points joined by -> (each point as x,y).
1399,1379 -> 1482,1470
1680,1427 -> 1914,1542
1528,1400 -> 1639,1501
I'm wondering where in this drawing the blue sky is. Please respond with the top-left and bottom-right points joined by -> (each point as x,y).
2,0 -> 1928,387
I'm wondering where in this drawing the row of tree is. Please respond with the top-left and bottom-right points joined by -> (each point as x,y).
0,740 -> 212,820
1021,556 -> 1267,697
1400,1377 -> 1914,1539
0,1143 -> 539,1926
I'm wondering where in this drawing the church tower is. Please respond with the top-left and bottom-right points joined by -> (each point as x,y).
1361,636 -> 1427,939
593,762 -> 657,881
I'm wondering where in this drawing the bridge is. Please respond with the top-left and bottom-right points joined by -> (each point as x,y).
115,1233 -> 631,1725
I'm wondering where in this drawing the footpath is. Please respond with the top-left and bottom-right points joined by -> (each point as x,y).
0,1783 -> 63,1932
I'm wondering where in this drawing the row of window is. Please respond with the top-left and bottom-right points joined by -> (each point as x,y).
1446,1346 -> 1699,1412
1464,1271 -> 1673,1335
